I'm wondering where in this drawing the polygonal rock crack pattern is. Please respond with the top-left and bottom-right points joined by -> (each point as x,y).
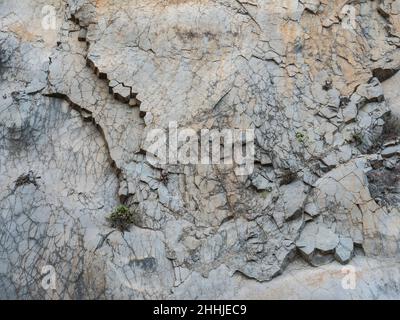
1,0 -> 400,299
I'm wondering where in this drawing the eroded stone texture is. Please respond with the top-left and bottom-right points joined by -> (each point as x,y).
1,0 -> 400,299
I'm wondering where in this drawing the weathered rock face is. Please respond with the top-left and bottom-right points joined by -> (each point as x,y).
1,0 -> 400,299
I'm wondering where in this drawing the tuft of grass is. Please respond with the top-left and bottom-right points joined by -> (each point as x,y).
106,205 -> 135,232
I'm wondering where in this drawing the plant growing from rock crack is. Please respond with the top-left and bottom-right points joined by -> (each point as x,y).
106,205 -> 135,232
13,171 -> 40,192
295,131 -> 308,144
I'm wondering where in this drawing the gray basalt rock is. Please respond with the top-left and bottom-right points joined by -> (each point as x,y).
335,237 -> 354,264
381,145 -> 400,158
296,222 -> 340,266
1,0 -> 400,299
280,180 -> 309,221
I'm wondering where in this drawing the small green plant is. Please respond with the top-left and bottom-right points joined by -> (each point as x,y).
295,131 -> 308,144
107,205 -> 134,232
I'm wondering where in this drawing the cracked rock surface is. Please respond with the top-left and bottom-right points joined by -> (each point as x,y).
1,0 -> 400,299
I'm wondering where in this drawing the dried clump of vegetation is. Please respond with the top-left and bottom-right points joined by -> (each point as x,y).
381,115 -> 400,142
279,169 -> 298,186
367,164 -> 400,207
352,131 -> 363,145
106,205 -> 135,232
13,171 -> 40,191
366,115 -> 400,154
